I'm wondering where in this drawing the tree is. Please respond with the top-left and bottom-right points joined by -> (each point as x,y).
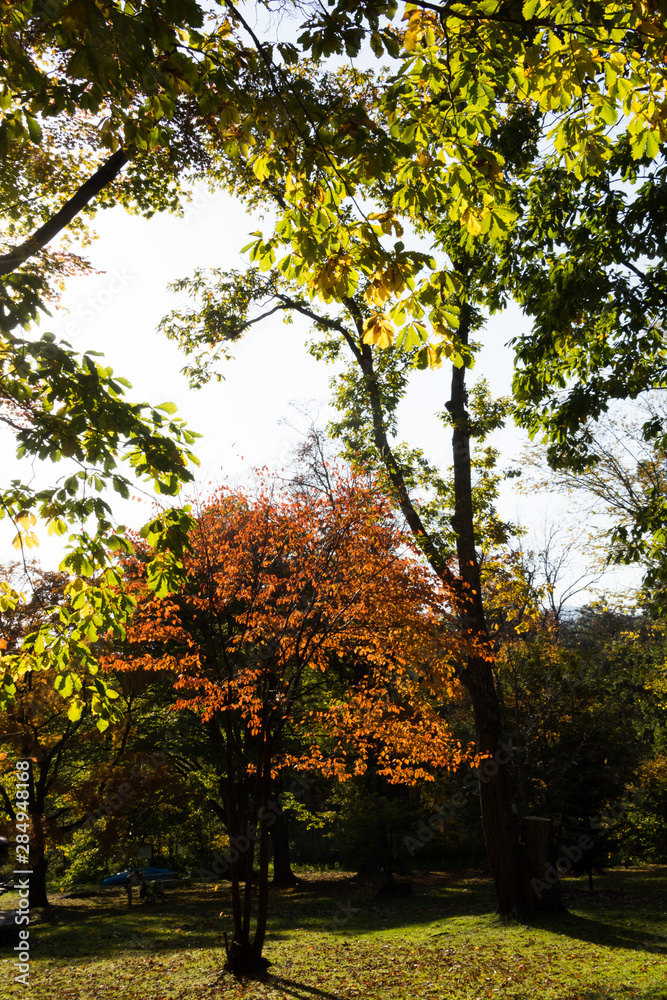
4,0 -> 667,715
521,396 -> 667,612
0,563 -> 130,906
152,0 -> 667,915
0,559 -> 236,905
106,472 -> 469,973
6,0 -> 667,910
0,0 -> 217,727
158,233 -> 546,916
0,0 -> 316,718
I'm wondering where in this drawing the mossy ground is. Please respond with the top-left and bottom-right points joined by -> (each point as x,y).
0,867 -> 665,999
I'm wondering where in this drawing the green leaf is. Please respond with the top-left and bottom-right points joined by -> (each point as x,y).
55,673 -> 74,698
67,701 -> 83,722
644,130 -> 661,160
25,114 -> 42,144
522,0 -> 540,18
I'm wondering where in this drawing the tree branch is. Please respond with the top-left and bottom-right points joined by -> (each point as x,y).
0,149 -> 128,276
272,290 -> 459,590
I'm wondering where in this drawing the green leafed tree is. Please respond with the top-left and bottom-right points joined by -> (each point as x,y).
152,0 -> 667,917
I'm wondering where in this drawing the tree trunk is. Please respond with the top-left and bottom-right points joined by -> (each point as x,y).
342,297 -> 539,918
520,816 -> 565,915
0,149 -> 128,276
28,811 -> 50,909
448,304 -> 524,917
223,714 -> 246,961
251,760 -> 272,964
269,808 -> 299,885
224,731 -> 272,977
460,654 -> 521,915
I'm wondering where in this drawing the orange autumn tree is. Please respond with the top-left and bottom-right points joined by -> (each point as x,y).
106,472 -> 471,975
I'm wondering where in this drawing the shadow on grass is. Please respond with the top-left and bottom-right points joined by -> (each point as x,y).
264,976 -> 347,1000
26,871 -> 667,964
30,881 -> 494,963
31,896 -> 225,961
265,870 -> 498,936
530,909 -> 667,955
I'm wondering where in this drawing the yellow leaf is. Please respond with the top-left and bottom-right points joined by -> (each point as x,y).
608,51 -> 626,74
363,313 -> 395,348
365,281 -> 391,307
11,512 -> 40,548
364,265 -> 406,308
427,345 -> 443,368
404,27 -> 421,51
461,207 -> 483,235
315,253 -> 354,301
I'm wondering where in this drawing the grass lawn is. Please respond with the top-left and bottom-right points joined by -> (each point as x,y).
0,867 -> 666,1000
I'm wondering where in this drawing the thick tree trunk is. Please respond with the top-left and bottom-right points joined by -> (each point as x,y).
520,816 -> 565,914
460,656 -> 521,915
28,855 -> 49,910
269,809 -> 299,885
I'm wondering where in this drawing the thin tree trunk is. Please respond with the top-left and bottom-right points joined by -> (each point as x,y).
223,714 -> 244,947
251,751 -> 272,965
292,292 -> 553,918
349,297 -> 525,915
28,811 -> 49,909
241,768 -> 257,943
351,298 -> 524,915
225,731 -> 273,975
448,303 -> 523,916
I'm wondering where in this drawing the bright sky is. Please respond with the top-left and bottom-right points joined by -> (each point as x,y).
0,180 -> 640,604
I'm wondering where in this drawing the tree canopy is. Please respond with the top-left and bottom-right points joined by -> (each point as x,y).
105,471 -> 469,971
